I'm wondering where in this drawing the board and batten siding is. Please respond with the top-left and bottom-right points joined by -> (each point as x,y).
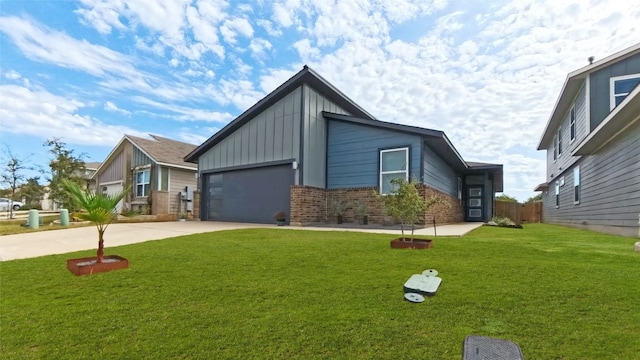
97,149 -> 125,184
543,121 -> 640,237
198,87 -> 302,172
547,84 -> 587,182
302,85 -> 350,188
423,145 -> 457,197
169,168 -> 198,214
589,52 -> 640,131
326,120 -> 422,189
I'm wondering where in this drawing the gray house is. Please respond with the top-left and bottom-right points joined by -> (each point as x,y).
536,43 -> 640,238
93,135 -> 198,216
186,66 -> 503,225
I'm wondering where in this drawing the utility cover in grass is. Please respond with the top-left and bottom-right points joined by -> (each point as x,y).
404,269 -> 442,296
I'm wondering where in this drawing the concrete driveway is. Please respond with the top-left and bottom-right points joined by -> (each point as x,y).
0,221 -> 482,261
0,221 -> 267,261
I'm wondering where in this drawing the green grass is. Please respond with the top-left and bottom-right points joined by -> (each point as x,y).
0,215 -> 78,235
1,224 -> 638,359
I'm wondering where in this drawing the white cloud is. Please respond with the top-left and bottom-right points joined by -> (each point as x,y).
4,70 -> 21,80
0,16 -> 138,78
132,96 -> 234,123
0,85 -> 144,145
104,101 -> 131,115
220,17 -> 254,44
249,38 -> 272,59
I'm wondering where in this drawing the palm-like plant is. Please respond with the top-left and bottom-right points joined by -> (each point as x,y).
62,180 -> 129,263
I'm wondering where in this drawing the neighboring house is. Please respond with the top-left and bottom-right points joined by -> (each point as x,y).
93,135 -> 198,216
536,43 -> 640,238
185,66 -> 503,225
39,162 -> 101,210
83,162 -> 101,190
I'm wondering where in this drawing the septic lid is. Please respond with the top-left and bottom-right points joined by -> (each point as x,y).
422,269 -> 438,277
404,293 -> 425,303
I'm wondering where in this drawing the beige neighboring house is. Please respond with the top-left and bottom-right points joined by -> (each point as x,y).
40,161 -> 102,211
92,135 -> 198,216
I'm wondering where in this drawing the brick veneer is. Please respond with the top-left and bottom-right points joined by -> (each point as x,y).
150,191 -> 169,215
290,184 -> 464,226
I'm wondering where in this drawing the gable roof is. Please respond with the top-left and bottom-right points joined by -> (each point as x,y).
323,112 -> 504,192
185,65 -> 375,162
573,85 -> 640,155
538,42 -> 640,150
127,135 -> 197,170
94,134 -> 197,178
84,162 -> 102,170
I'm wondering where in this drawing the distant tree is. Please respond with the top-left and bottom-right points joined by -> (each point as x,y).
496,194 -> 519,203
524,193 -> 543,203
44,138 -> 87,210
20,177 -> 46,208
1,147 -> 33,217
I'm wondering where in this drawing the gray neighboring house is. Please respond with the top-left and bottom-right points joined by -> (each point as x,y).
93,135 -> 198,216
536,43 -> 640,238
186,66 -> 503,225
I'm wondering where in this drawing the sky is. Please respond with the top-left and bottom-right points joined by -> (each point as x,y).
0,0 -> 638,201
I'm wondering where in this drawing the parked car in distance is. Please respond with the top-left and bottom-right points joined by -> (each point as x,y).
0,198 -> 23,211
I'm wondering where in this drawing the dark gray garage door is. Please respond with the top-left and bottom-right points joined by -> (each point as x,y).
203,164 -> 294,224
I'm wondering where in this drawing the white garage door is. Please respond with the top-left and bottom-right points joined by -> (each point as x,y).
101,183 -> 124,213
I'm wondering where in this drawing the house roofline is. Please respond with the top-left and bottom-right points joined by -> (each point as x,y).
91,136 -> 128,179
572,86 -> 640,155
184,65 -> 376,163
537,42 -> 640,150
321,111 -> 472,173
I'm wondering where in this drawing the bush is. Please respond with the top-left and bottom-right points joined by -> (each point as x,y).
490,216 -> 516,227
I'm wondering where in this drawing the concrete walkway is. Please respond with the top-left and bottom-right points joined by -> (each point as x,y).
0,221 -> 482,261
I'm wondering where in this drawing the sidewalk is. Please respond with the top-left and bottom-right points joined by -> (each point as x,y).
0,221 -> 483,261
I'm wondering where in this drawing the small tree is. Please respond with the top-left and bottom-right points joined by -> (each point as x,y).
44,138 -> 87,210
524,193 -> 543,203
1,147 -> 32,218
20,177 -> 46,208
380,178 -> 440,237
62,180 -> 129,263
496,194 -> 519,202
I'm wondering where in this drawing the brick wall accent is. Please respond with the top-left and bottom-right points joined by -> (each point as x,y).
290,185 -> 327,225
290,184 -> 464,226
418,185 -> 464,224
192,191 -> 200,220
150,191 -> 169,215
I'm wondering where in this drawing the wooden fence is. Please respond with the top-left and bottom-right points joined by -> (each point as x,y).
495,201 -> 542,224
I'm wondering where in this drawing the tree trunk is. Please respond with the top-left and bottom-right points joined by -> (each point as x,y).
97,229 -> 105,263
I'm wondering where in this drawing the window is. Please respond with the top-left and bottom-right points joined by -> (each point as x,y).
553,135 -> 557,161
555,181 -> 559,208
457,177 -> 463,202
610,74 -> 640,110
557,128 -> 563,156
574,166 -> 580,204
135,169 -> 150,197
379,147 -> 409,195
570,107 -> 575,141
160,167 -> 169,191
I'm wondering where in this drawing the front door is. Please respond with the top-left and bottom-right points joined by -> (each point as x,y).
466,185 -> 484,222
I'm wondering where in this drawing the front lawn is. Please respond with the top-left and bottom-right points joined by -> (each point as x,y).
1,224 -> 638,359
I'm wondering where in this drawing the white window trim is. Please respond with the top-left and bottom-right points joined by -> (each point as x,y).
135,169 -> 151,197
555,181 -> 560,208
379,147 -> 409,195
573,166 -> 580,205
610,73 -> 640,110
569,106 -> 576,143
552,135 -> 557,162
557,127 -> 563,157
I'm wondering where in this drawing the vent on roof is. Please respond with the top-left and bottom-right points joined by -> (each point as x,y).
588,56 -> 595,64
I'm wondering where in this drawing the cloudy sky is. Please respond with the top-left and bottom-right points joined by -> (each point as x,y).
0,0 -> 638,201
